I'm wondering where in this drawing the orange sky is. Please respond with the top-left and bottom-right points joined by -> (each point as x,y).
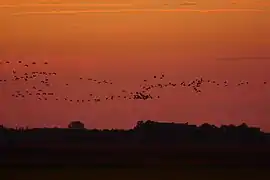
1,0 -> 270,131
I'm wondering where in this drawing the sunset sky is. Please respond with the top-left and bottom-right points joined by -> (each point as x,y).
1,0 -> 270,131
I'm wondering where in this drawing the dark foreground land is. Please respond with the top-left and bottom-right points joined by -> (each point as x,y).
1,146 -> 270,167
2,167 -> 270,180
1,120 -> 270,178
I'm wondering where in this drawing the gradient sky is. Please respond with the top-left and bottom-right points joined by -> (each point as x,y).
1,0 -> 270,131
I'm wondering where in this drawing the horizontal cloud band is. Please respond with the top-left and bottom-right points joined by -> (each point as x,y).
11,8 -> 265,15
0,4 -> 133,8
216,57 -> 270,61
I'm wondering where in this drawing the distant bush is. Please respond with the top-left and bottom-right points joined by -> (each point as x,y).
68,121 -> 85,129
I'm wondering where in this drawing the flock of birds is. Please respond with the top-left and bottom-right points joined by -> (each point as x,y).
0,60 -> 269,104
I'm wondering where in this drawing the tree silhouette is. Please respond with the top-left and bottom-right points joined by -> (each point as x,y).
135,120 -> 144,129
68,121 -> 85,129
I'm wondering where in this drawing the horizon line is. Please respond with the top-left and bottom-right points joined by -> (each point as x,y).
2,121 -> 261,129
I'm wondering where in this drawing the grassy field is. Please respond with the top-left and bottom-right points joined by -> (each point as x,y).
1,167 -> 269,180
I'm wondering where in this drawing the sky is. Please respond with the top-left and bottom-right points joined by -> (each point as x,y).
1,0 -> 270,131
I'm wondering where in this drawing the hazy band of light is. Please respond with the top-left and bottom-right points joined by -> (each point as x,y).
180,1 -> 197,6
0,3 -> 133,8
216,57 -> 270,61
11,8 -> 265,15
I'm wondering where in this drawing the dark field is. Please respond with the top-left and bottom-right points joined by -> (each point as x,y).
2,167 -> 270,180
1,146 -> 270,180
1,146 -> 270,166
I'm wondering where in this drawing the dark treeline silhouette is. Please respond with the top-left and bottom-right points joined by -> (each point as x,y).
0,120 -> 269,148
1,120 -> 270,167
